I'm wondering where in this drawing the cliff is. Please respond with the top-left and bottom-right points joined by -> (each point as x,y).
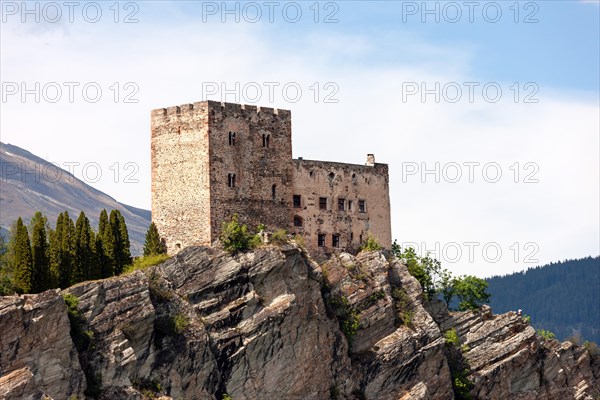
1,244 -> 598,399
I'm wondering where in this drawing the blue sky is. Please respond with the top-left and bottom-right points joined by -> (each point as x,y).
1,1 -> 599,277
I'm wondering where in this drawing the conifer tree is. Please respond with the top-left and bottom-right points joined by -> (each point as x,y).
48,214 -> 63,288
73,211 -> 94,284
30,212 -> 50,293
13,217 -> 33,294
94,233 -> 109,279
143,222 -> 166,256
55,211 -> 75,289
109,210 -> 126,274
99,209 -> 109,238
117,211 -> 131,265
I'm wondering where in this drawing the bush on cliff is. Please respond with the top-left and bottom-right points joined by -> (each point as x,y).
220,214 -> 261,254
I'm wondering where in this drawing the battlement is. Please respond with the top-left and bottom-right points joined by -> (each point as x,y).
151,100 -> 291,120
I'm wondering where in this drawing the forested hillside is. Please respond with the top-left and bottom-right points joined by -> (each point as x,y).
487,256 -> 600,344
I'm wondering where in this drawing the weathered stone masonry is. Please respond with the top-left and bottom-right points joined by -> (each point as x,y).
151,100 -> 391,256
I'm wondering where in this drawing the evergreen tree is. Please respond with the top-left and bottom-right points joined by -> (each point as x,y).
73,211 -> 94,284
94,233 -> 110,279
143,222 -> 166,256
30,212 -> 50,293
103,212 -> 118,277
117,210 -> 131,265
99,209 -> 109,238
108,210 -> 131,275
13,217 -> 33,294
54,211 -> 75,289
48,214 -> 62,288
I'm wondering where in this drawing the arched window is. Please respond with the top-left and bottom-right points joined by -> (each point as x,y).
293,215 -> 303,227
228,173 -> 236,188
262,134 -> 271,148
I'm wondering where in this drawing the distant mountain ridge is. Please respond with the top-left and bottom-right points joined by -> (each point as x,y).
0,142 -> 150,255
486,256 -> 600,344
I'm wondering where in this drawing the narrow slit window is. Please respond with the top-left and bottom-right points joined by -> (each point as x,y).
338,198 -> 345,211
228,131 -> 236,146
272,184 -> 277,200
262,134 -> 271,148
348,200 -> 353,211
228,173 -> 236,188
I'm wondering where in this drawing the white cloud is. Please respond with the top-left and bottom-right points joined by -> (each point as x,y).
1,11 -> 597,277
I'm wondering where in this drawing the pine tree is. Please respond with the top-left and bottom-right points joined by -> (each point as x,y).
13,217 -> 33,294
94,233 -> 109,279
144,222 -> 166,256
30,212 -> 50,293
73,211 -> 94,284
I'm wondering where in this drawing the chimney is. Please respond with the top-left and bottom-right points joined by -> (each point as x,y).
366,153 -> 375,166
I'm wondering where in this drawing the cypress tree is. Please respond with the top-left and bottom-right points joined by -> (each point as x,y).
13,217 -> 33,294
56,211 -> 75,289
109,210 -> 125,275
99,209 -> 109,238
94,233 -> 110,279
103,211 -> 118,277
73,211 -> 93,284
144,222 -> 166,256
30,212 -> 50,293
117,211 -> 131,265
49,213 -> 63,288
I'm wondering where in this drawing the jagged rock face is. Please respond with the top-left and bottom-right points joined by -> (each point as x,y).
434,303 -> 600,399
0,290 -> 85,400
0,245 -> 598,400
322,251 -> 453,399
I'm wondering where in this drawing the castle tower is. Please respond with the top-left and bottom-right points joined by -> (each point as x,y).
151,100 -> 293,253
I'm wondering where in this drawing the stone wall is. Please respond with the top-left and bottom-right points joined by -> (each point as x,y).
151,103 -> 212,253
291,157 -> 392,258
206,101 -> 293,238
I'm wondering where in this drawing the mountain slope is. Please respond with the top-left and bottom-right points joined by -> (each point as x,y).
487,256 -> 600,344
0,142 -> 150,254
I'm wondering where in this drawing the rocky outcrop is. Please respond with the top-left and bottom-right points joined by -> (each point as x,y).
0,290 -> 85,400
433,303 -> 600,399
0,244 -> 598,399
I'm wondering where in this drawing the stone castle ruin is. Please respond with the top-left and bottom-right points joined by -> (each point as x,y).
151,100 -> 391,256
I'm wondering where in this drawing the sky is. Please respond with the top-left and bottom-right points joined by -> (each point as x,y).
1,0 -> 599,277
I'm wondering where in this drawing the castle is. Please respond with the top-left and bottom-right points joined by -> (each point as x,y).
151,100 -> 391,257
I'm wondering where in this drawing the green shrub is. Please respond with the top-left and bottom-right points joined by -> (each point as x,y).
583,341 -> 600,357
62,293 -> 80,318
364,290 -> 385,308
445,328 -> 460,347
360,234 -> 382,252
123,254 -> 170,274
173,313 -> 190,333
222,394 -> 233,400
329,295 -> 360,343
522,314 -> 531,324
537,329 -> 556,341
270,229 -> 289,245
220,214 -> 260,253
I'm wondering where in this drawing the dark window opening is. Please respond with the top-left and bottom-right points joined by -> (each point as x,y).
332,234 -> 340,248
228,131 -> 236,146
319,197 -> 327,210
328,172 -> 335,180
358,200 -> 366,213
272,184 -> 277,200
359,234 -> 363,244
293,195 -> 301,208
350,232 -> 354,242
294,215 -> 303,227
228,173 -> 236,188
318,234 -> 326,247
175,243 -> 181,249
348,200 -> 353,211
309,171 -> 315,178
338,198 -> 345,211
262,134 -> 271,148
